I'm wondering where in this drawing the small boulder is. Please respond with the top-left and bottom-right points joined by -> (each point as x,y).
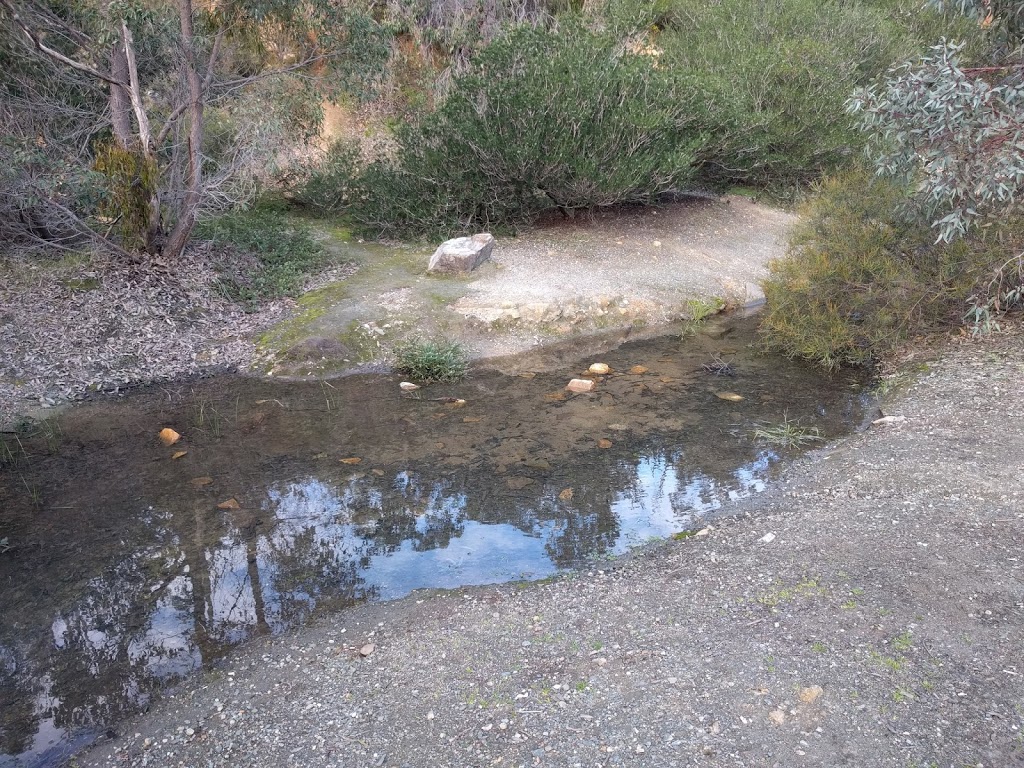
566,378 -> 595,393
428,233 -> 495,274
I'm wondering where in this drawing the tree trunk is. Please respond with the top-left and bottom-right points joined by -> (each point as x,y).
164,0 -> 203,260
246,534 -> 272,636
108,45 -> 133,148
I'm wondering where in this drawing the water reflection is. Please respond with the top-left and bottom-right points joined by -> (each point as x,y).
0,321 -> 870,765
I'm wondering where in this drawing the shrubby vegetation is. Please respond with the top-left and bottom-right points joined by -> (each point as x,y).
4,0 -> 1018,357
0,0 -> 387,258
659,0 -> 979,187
307,19 -> 706,237
302,0 -> 978,235
761,169 -> 1024,368
761,0 -> 1024,367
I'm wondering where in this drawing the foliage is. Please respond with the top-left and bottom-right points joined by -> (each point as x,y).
850,40 -> 1024,243
328,17 -> 706,237
92,141 -> 158,250
393,338 -> 468,382
761,168 -> 1024,368
681,297 -> 725,335
0,0 -> 389,257
658,0 -> 975,188
0,136 -> 106,249
849,0 -> 1024,243
927,0 -> 1024,48
195,210 -> 327,307
296,140 -> 365,215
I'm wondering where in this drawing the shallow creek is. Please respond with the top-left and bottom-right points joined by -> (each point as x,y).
0,316 -> 872,766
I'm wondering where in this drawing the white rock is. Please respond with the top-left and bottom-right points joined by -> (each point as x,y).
872,415 -> 906,426
760,532 -> 776,544
566,378 -> 596,393
428,233 -> 495,274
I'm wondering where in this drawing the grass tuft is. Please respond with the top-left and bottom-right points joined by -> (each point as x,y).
393,338 -> 468,383
752,416 -> 823,448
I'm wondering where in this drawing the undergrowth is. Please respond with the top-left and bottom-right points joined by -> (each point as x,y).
760,167 -> 1024,369
298,0 -> 979,237
196,209 -> 328,308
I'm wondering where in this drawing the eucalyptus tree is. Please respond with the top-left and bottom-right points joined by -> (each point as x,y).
0,0 -> 385,258
848,0 -> 1024,243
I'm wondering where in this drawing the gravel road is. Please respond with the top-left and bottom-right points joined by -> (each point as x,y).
77,329 -> 1024,768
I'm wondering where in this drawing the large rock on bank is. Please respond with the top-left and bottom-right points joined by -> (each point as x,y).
427,233 -> 495,274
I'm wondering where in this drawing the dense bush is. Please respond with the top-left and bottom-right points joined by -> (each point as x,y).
760,168 -> 1024,368
306,17 -> 706,237
659,0 -> 980,187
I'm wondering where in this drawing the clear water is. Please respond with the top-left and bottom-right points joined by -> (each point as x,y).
0,317 -> 871,766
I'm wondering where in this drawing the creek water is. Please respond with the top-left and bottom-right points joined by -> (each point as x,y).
0,317 -> 872,766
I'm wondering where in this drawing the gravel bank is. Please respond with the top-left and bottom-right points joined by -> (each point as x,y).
77,329 -> 1024,768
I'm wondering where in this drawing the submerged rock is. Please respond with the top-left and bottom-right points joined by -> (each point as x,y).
428,233 -> 495,274
566,378 -> 596,393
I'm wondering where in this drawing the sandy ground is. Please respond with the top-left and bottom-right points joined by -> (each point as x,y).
450,196 -> 790,325
264,196 -> 793,376
76,329 -> 1024,768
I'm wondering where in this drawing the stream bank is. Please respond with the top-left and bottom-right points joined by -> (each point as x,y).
0,195 -> 792,428
0,315 -> 872,766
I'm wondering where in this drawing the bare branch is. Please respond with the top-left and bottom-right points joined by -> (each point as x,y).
154,29 -> 225,148
0,0 -> 127,87
204,28 -> 226,90
154,102 -> 189,147
121,21 -> 152,151
214,53 -> 332,92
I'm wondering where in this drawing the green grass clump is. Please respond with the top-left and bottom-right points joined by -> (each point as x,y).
393,338 -> 468,383
195,209 -> 327,308
681,296 -> 725,335
753,417 -> 824,448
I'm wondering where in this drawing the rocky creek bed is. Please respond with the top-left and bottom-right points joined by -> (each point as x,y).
69,327 -> 1024,768
3,199 -> 1021,767
1,315 -> 875,766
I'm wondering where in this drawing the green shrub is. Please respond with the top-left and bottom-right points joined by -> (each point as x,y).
338,17 -> 707,237
394,338 -> 469,383
760,168 -> 1024,368
659,0 -> 981,187
195,210 -> 327,308
296,140 -> 365,216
